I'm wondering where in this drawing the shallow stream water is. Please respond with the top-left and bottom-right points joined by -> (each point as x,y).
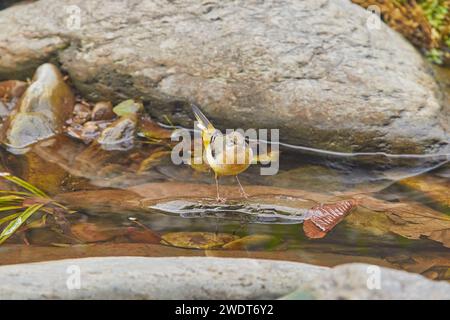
0,132 -> 448,281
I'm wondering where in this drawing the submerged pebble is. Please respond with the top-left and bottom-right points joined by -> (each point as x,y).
97,114 -> 138,151
72,103 -> 92,124
92,101 -> 115,121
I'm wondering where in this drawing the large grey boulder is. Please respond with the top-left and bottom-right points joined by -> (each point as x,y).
0,257 -> 326,299
0,0 -> 448,153
0,257 -> 448,299
284,263 -> 450,300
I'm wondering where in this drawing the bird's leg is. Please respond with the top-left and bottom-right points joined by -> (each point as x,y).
215,174 -> 226,203
236,175 -> 249,199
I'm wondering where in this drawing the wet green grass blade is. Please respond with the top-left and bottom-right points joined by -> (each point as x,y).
163,114 -> 174,127
0,213 -> 20,226
51,201 -> 70,211
0,195 -> 24,207
0,190 -> 34,196
0,204 -> 44,244
0,206 -> 23,213
1,174 -> 48,198
0,195 -> 24,202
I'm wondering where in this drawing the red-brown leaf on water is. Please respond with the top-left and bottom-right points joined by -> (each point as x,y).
303,199 -> 358,239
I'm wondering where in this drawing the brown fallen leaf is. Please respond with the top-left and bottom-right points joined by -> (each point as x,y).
354,195 -> 450,248
161,232 -> 239,249
303,199 -> 358,239
222,234 -> 281,250
397,175 -> 449,207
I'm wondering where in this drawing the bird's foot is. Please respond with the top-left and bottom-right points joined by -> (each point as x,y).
216,196 -> 227,203
239,190 -> 249,199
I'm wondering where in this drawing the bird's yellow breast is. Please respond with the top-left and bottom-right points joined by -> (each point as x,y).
205,144 -> 253,177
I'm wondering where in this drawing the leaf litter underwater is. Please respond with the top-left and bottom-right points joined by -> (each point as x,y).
0,131 -> 448,281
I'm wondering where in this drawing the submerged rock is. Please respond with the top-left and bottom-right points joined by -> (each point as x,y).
54,189 -> 145,215
285,263 -> 450,300
222,234 -> 282,251
67,120 -> 110,144
70,223 -> 128,243
150,200 -> 310,224
97,114 -> 137,151
0,0 -> 448,153
1,63 -> 74,151
71,103 -> 91,124
92,101 -> 115,121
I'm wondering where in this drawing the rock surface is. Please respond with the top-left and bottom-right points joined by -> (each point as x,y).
287,263 -> 450,300
97,114 -> 137,151
0,0 -> 448,153
1,63 -> 74,150
0,257 -> 448,299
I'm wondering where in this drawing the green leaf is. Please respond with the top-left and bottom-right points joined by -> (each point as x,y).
113,99 -> 143,116
0,195 -> 24,204
0,206 -> 23,213
426,48 -> 443,65
0,204 -> 44,244
0,190 -> 34,196
0,213 -> 20,226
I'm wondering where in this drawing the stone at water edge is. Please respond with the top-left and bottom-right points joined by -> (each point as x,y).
0,257 -> 448,299
288,263 -> 450,300
97,114 -> 137,151
1,63 -> 74,150
92,101 -> 115,121
0,0 -> 447,153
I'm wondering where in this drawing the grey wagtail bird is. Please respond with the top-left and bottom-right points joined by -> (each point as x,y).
192,104 -> 253,202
